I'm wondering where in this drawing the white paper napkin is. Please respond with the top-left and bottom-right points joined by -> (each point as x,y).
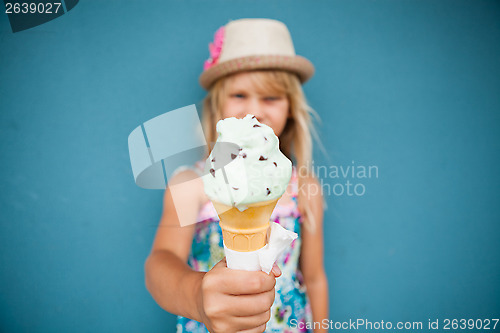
223,221 -> 298,274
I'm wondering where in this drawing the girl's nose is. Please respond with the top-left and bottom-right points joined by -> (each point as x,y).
246,98 -> 264,121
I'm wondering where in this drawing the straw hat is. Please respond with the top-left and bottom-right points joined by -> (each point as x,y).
199,18 -> 315,90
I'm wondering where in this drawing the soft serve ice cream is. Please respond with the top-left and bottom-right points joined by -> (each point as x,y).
202,114 -> 297,269
203,114 -> 292,211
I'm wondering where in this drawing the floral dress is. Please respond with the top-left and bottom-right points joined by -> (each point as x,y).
176,163 -> 312,333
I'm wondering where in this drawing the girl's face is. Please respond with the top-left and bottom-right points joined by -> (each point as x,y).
221,72 -> 290,137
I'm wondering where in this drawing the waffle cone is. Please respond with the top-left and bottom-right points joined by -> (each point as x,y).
212,199 -> 279,252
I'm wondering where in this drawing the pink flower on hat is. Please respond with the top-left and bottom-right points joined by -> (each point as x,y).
203,26 -> 225,70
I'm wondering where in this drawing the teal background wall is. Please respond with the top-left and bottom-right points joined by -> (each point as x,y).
1,0 -> 499,331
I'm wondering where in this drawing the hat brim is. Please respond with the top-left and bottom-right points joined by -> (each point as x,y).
199,55 -> 314,90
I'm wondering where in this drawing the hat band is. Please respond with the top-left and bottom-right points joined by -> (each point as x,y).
199,54 -> 314,89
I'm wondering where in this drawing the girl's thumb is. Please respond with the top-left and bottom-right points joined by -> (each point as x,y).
271,263 -> 282,277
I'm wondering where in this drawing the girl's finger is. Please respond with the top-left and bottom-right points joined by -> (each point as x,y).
237,323 -> 267,333
220,271 -> 276,295
271,263 -> 281,277
230,310 -> 271,331
225,289 -> 275,317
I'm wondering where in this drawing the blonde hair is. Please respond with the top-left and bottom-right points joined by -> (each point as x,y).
202,70 -> 321,232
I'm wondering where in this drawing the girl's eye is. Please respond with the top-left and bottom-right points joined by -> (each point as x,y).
264,96 -> 280,101
231,94 -> 246,99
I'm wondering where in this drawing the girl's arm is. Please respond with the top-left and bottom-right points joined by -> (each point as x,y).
144,169 -> 204,320
145,169 -> 279,333
299,176 -> 329,333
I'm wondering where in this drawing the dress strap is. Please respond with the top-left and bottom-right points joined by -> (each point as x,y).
170,161 -> 205,180
290,166 -> 298,197
193,160 -> 206,177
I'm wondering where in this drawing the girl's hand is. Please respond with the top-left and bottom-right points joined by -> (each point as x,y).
198,258 -> 281,333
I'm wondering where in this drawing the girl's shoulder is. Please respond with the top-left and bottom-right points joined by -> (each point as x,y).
168,163 -> 207,220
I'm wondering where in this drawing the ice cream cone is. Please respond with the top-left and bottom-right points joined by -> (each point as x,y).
213,199 -> 279,252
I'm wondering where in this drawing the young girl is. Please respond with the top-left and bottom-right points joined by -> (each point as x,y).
145,18 -> 328,333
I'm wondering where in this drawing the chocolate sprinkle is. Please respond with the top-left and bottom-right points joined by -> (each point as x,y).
211,158 -> 215,162
239,148 -> 243,151
252,116 -> 256,119
231,153 -> 237,160
264,137 -> 268,141
253,124 -> 261,128
242,153 -> 247,158
259,156 -> 268,161
232,187 -> 239,190
266,188 -> 271,195
273,162 -> 277,167
210,168 -> 215,177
